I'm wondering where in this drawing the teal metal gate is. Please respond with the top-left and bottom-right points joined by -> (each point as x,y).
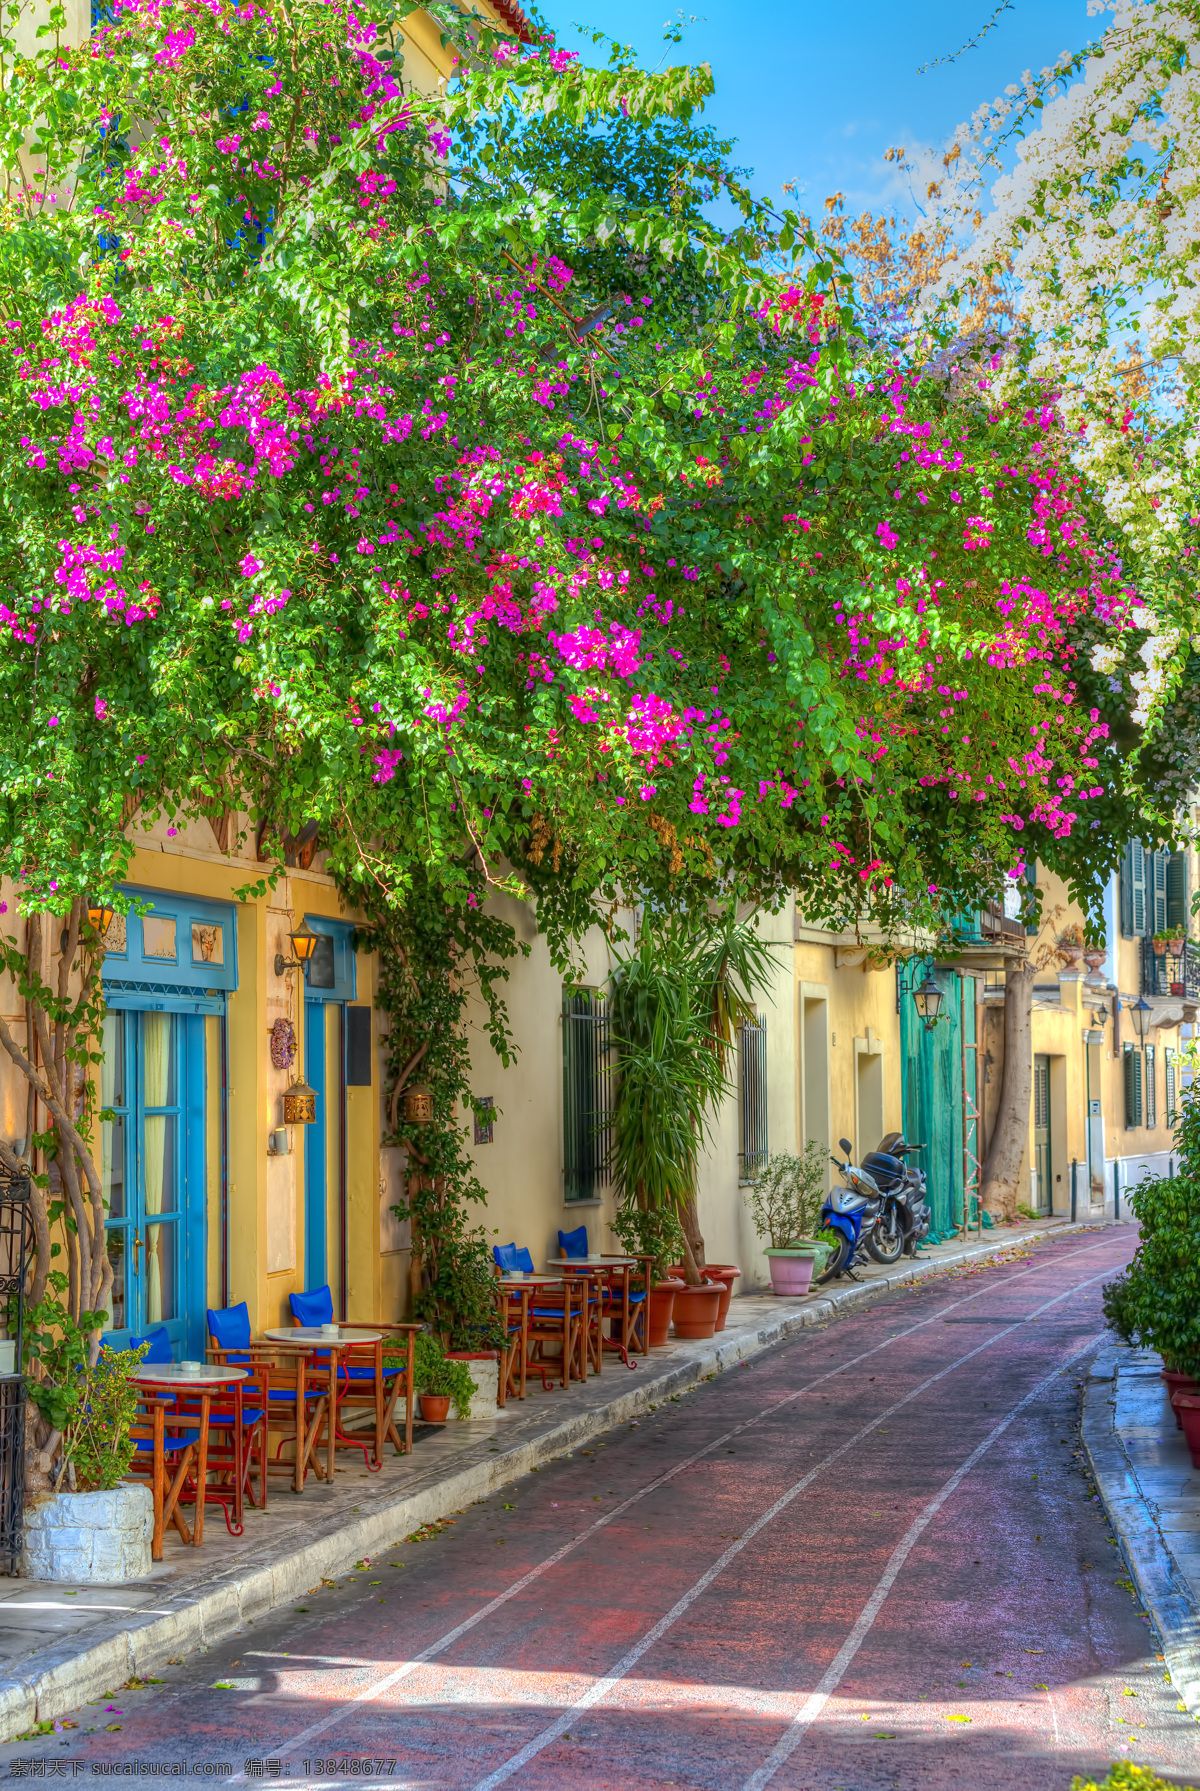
899,962 -> 970,1240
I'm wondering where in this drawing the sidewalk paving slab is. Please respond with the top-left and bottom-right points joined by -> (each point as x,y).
1084,1339 -> 1200,1717
0,1214 -> 1106,1740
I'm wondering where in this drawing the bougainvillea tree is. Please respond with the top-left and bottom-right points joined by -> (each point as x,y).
0,0 -> 1166,1315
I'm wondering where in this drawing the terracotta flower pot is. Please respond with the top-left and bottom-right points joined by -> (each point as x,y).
418,1394 -> 451,1423
1153,938 -> 1168,955
765,1248 -> 818,1297
1172,1393 -> 1200,1466
647,1278 -> 684,1348
702,1265 -> 741,1332
670,1281 -> 723,1340
1162,1368 -> 1199,1429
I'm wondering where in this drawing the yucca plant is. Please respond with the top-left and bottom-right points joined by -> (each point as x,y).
608,910 -> 776,1284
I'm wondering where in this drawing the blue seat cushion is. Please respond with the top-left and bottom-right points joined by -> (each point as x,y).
290,1285 -> 335,1328
206,1407 -> 266,1428
558,1225 -> 588,1259
605,1290 -> 647,1304
133,1430 -> 199,1454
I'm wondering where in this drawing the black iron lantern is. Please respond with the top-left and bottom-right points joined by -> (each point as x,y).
275,917 -> 320,980
912,972 -> 944,1032
1129,995 -> 1154,1042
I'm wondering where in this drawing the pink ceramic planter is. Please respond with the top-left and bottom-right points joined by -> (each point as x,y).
765,1249 -> 817,1296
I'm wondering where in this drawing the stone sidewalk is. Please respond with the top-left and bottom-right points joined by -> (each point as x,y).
0,1215 -> 1101,1741
1084,1341 -> 1200,1716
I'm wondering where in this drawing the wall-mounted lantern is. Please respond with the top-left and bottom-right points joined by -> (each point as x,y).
1129,995 -> 1154,1042
911,972 -> 944,1032
275,917 -> 320,980
402,1082 -> 434,1124
86,898 -> 115,940
282,1078 -> 317,1125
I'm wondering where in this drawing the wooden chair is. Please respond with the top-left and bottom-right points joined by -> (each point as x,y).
126,1392 -> 211,1558
288,1287 -> 419,1465
207,1303 -> 330,1492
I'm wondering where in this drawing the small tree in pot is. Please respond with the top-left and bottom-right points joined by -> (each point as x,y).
744,1145 -> 830,1295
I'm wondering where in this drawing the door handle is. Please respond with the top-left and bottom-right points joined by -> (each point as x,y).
132,1231 -> 142,1273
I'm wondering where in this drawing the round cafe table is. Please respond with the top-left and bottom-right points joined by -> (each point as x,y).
263,1328 -> 385,1480
131,1363 -> 249,1542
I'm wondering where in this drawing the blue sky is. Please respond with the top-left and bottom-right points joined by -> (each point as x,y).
541,1 -> 1099,222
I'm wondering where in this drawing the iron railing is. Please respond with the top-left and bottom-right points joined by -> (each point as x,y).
562,990 -> 611,1202
0,1158 -> 33,1576
1141,937 -> 1200,1002
738,1016 -> 768,1182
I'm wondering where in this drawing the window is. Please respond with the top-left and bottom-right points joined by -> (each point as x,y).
1121,842 -> 1189,937
1166,1048 -> 1179,1125
1146,1044 -> 1157,1128
1124,1045 -> 1143,1129
562,989 -> 611,1201
738,1014 -> 768,1182
474,1096 -> 494,1146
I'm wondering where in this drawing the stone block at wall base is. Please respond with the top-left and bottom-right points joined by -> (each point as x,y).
445,1352 -> 499,1418
22,1484 -> 154,1582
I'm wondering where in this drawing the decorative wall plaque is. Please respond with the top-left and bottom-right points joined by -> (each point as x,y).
269,1017 -> 297,1070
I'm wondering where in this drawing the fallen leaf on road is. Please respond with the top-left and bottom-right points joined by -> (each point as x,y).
946,1714 -> 971,1722
1023,1649 -> 1044,1654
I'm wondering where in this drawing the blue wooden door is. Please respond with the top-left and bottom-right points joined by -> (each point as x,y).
102,1009 -> 205,1355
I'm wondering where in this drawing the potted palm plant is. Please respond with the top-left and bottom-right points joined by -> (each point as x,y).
608,911 -> 775,1341
744,1145 -> 831,1295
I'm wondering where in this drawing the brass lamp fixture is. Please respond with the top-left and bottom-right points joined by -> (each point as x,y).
282,1078 -> 317,1125
86,897 -> 115,939
911,972 -> 944,1032
275,917 -> 320,980
402,1082 -> 434,1124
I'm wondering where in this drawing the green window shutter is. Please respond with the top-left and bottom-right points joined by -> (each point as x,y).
1025,857 -> 1038,936
1120,844 -> 1133,937
562,988 -> 611,1201
1152,851 -> 1168,935
1146,1044 -> 1156,1129
738,1015 -> 768,1180
1166,852 -> 1189,931
1131,841 -> 1147,937
1124,1046 -> 1143,1129
1166,1048 -> 1178,1124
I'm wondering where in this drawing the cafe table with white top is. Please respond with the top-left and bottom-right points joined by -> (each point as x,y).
131,1361 -> 249,1542
548,1253 -> 659,1361
263,1326 -> 386,1480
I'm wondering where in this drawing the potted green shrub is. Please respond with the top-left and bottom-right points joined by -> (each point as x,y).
1101,1090 -> 1200,1446
612,1203 -> 686,1348
744,1145 -> 831,1296
413,1332 -> 477,1423
22,1316 -> 153,1581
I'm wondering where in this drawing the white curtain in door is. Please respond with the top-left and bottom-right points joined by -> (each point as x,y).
142,1013 -> 170,1323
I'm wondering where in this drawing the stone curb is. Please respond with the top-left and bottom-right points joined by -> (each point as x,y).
0,1217 -> 1100,1740
1082,1342 -> 1200,1715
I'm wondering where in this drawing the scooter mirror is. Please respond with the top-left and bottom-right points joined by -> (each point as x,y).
838,1138 -> 853,1158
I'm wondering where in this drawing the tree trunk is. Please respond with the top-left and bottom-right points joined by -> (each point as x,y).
678,1193 -> 706,1285
979,961 -> 1035,1222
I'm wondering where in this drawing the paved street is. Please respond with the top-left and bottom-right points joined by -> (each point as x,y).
5,1227 -> 1198,1790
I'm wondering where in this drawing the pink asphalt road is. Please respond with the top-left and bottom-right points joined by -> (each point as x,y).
6,1225 -> 1199,1791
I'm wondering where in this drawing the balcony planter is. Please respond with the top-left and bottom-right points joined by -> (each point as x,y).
765,1246 -> 824,1297
1152,937 -> 1169,955
701,1265 -> 741,1332
647,1278 -> 683,1348
23,1484 -> 154,1582
670,1281 -> 722,1340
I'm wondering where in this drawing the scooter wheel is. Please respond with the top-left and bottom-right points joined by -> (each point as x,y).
815,1232 -> 853,1284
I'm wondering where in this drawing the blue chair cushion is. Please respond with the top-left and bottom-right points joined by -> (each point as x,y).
558,1225 -> 588,1259
605,1290 -> 647,1304
133,1429 -> 199,1454
494,1243 -> 536,1274
130,1325 -> 172,1365
207,1406 -> 266,1429
290,1286 -> 335,1328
